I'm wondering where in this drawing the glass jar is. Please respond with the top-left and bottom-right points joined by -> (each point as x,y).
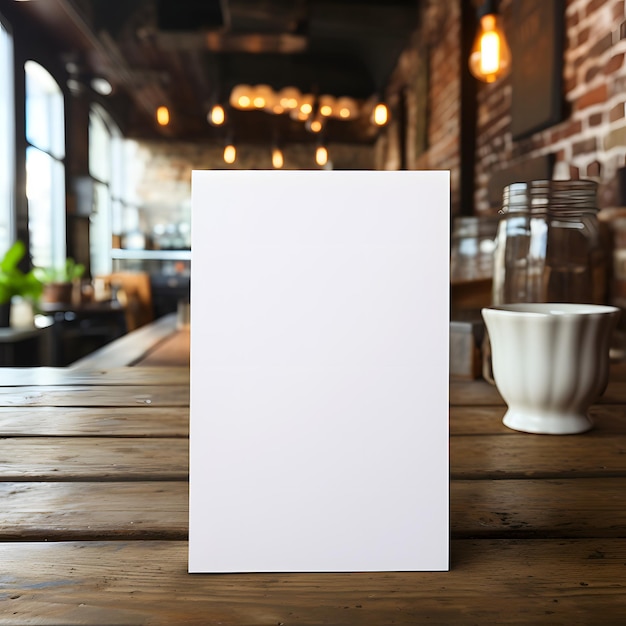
545,180 -> 606,304
492,180 -> 549,305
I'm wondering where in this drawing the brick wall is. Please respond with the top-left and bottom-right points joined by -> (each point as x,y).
381,0 -> 626,215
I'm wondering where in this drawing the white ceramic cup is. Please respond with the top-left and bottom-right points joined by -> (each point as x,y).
481,303 -> 620,435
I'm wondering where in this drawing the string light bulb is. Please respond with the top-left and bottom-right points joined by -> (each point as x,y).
315,145 -> 328,167
156,105 -> 170,126
272,147 -> 284,169
208,104 -> 225,126
223,143 -> 236,164
371,102 -> 389,126
468,0 -> 511,83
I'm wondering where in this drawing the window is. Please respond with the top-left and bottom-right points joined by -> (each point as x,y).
0,19 -> 14,255
89,104 -> 124,276
25,60 -> 66,269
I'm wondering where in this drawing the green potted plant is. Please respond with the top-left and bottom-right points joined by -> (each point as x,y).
33,257 -> 86,305
0,240 -> 43,326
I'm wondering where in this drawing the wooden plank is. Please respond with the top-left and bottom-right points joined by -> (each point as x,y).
0,385 -> 189,407
0,367 -> 189,386
450,404 -> 626,436
451,432 -> 626,479
4,477 -> 626,542
2,540 -> 626,624
70,314 -> 179,369
0,406 -> 189,437
0,482 -> 187,540
450,379 -> 626,406
451,477 -> 626,538
450,378 -> 503,405
0,438 -> 188,481
135,329 -> 190,367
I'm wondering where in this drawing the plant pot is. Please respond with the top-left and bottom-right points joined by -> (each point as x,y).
41,282 -> 74,305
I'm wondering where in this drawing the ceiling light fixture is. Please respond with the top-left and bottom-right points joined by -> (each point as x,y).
468,0 -> 511,83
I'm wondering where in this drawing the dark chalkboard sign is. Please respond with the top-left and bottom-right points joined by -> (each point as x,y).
510,0 -> 565,139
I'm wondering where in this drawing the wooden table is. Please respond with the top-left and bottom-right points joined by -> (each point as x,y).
3,322 -> 626,624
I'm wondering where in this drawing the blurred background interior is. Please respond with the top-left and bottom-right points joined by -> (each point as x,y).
1,0 -> 626,366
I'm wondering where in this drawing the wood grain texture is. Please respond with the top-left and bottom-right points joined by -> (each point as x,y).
0,482 -> 187,540
450,378 -> 626,406
0,366 -> 189,386
2,540 -> 626,625
0,406 -> 189,437
0,438 -> 188,481
451,432 -> 626,479
136,329 -> 190,367
70,313 -> 179,369
4,477 -> 626,542
450,404 -> 626,435
451,477 -> 626,538
0,385 -> 189,407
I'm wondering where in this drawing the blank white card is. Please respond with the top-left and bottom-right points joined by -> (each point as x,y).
189,170 -> 449,573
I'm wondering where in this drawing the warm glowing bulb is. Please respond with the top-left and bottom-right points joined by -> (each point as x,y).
238,95 -> 251,108
315,146 -> 328,167
339,108 -> 350,119
319,104 -> 333,116
208,104 -> 225,126
224,144 -> 236,164
309,119 -> 322,133
300,103 -> 313,115
468,12 -> 511,83
372,103 -> 389,126
272,147 -> 284,169
156,106 -> 170,126
253,96 -> 265,108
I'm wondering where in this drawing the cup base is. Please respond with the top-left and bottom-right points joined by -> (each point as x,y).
502,408 -> 593,435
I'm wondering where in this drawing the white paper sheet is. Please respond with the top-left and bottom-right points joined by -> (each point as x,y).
189,170 -> 449,573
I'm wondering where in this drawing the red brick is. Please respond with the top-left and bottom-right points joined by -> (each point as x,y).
585,65 -> 601,82
576,83 -> 608,109
572,137 -> 598,155
589,112 -> 604,126
569,165 -> 581,180
605,53 -> 625,75
589,33 -> 613,58
564,120 -> 583,139
587,160 -> 602,177
567,10 -> 580,29
610,102 -> 625,122
586,0 -> 608,17
578,26 -> 591,46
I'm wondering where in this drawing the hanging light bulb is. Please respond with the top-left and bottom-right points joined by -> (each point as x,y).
335,97 -> 359,120
278,87 -> 301,111
224,143 -> 236,164
306,113 -> 324,134
156,105 -> 170,126
318,95 -> 335,117
208,104 -> 225,126
230,85 -> 253,110
468,0 -> 511,83
315,145 -> 328,167
272,146 -> 284,169
371,102 -> 389,126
